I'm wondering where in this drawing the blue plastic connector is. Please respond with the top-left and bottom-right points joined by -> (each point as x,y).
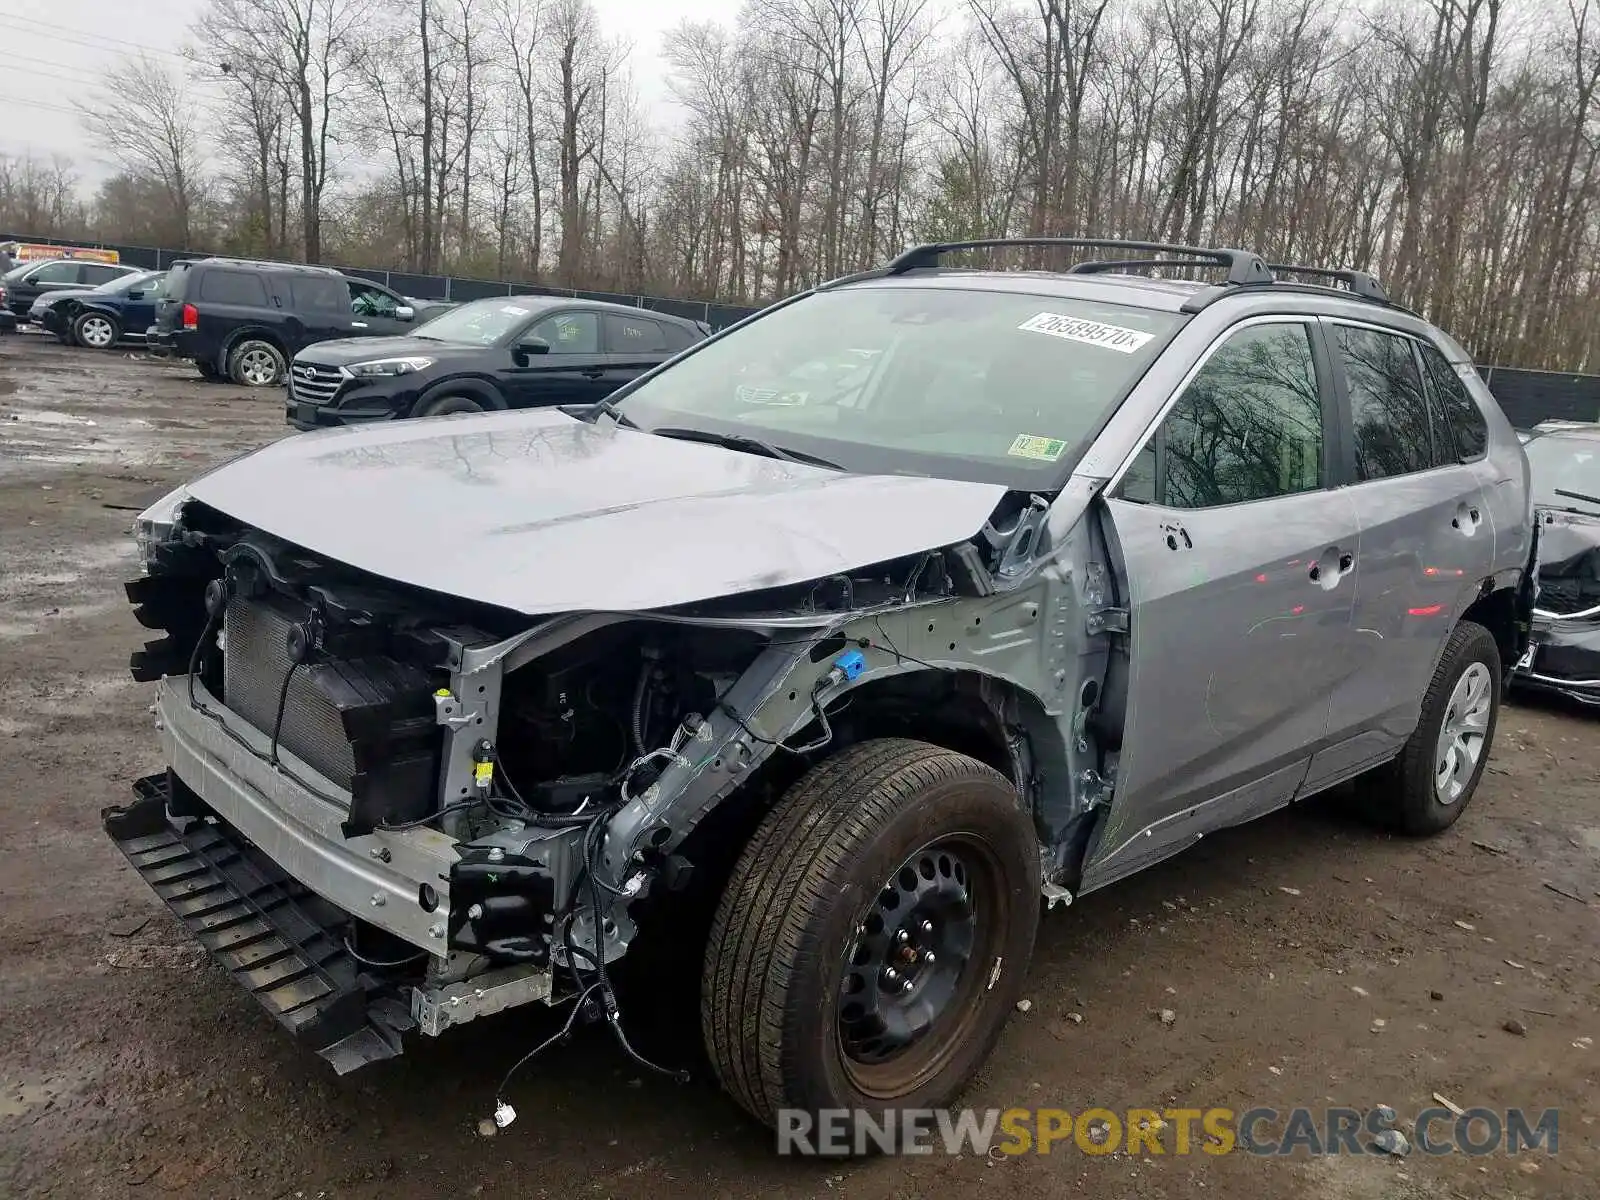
834,649 -> 866,682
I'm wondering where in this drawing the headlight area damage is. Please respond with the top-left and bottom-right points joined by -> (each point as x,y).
1517,507 -> 1600,705
103,482 -> 1116,1076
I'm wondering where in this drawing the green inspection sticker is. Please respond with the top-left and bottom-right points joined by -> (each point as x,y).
1008,434 -> 1068,462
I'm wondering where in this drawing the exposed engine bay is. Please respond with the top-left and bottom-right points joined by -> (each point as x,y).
108,486 -> 1104,1076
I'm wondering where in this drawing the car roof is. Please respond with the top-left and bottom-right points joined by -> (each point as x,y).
183,257 -> 342,276
841,268 -> 1208,313
455,293 -> 702,326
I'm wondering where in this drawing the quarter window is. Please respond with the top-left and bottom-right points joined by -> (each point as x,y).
530,311 -> 599,354
198,269 -> 269,306
1118,323 -> 1324,509
1417,341 -> 1488,461
1336,326 -> 1434,479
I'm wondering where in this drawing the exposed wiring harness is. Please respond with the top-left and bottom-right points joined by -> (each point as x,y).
342,932 -> 428,970
489,796 -> 688,1126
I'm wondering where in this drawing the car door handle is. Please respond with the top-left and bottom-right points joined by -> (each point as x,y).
580,367 -> 606,378
351,321 -> 368,329
1309,549 -> 1354,585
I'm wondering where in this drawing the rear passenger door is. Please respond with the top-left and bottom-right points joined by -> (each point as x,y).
1315,320 -> 1493,774
80,264 -> 126,288
285,274 -> 356,350
602,312 -> 678,390
1087,319 -> 1361,887
194,267 -> 275,350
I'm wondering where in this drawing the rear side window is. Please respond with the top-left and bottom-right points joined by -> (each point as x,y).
1336,325 -> 1434,479
288,275 -> 349,311
605,313 -> 668,353
1417,341 -> 1489,461
660,321 -> 698,351
164,263 -> 192,299
1118,322 -> 1324,508
82,264 -> 123,285
198,269 -> 269,306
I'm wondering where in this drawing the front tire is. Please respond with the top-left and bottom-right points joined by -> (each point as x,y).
415,393 -> 485,418
227,338 -> 286,387
1373,621 -> 1501,835
702,739 -> 1039,1140
73,311 -> 120,349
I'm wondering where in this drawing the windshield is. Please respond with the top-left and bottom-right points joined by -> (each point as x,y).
612,285 -> 1181,484
97,271 -> 162,295
412,297 -> 545,345
1525,434 -> 1600,513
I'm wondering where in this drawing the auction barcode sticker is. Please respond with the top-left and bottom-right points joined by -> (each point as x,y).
1018,312 -> 1155,353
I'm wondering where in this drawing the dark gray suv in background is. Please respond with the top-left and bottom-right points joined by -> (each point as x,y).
109,238 -> 1533,1144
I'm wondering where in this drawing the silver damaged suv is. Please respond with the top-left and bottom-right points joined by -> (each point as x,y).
108,239 -> 1535,1136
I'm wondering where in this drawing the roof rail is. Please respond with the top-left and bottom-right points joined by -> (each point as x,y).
886,238 -> 1274,286
1265,263 -> 1389,304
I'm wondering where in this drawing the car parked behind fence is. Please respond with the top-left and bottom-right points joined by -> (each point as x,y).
32,269 -> 167,348
148,257 -> 447,386
2,257 -> 143,318
285,295 -> 708,427
1515,421 -> 1600,705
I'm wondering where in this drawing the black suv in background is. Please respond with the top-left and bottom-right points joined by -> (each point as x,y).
285,296 -> 708,427
150,258 -> 443,386
2,257 -> 142,318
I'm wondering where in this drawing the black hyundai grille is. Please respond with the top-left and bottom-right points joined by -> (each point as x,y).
220,596 -> 442,829
289,363 -> 344,405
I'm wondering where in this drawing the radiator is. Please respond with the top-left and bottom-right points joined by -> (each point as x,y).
220,595 -> 442,829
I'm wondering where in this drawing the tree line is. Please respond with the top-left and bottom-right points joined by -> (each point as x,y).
0,0 -> 1595,371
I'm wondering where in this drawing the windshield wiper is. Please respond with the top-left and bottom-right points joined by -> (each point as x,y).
649,426 -> 841,469
583,398 -> 641,429
1554,487 -> 1600,510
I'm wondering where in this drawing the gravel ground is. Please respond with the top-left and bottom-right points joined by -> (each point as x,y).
1,331 -> 1596,1199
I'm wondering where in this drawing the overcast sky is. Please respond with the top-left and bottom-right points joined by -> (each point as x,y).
0,0 -> 739,184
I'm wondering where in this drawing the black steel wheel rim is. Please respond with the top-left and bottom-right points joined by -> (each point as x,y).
835,833 -> 1005,1098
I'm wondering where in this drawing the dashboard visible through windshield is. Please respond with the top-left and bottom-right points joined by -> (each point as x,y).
612,284 -> 1181,484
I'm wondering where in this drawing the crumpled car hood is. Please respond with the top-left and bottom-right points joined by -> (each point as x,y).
185,410 -> 1008,615
1535,508 -> 1600,615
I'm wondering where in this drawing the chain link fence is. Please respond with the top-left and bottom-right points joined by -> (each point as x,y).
6,232 -> 1599,427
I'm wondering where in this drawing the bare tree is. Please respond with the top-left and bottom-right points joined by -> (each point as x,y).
78,56 -> 208,246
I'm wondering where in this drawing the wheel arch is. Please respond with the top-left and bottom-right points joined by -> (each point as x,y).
412,375 -> 507,416
667,666 -> 1066,902
1458,582 -> 1521,672
221,325 -> 289,361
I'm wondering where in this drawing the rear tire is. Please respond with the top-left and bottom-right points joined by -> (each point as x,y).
415,393 -> 485,418
73,310 -> 120,349
1368,621 -> 1501,835
227,338 -> 286,387
702,739 -> 1039,1145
